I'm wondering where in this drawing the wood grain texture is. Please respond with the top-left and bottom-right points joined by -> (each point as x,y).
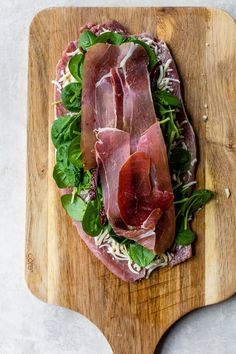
25,7 -> 236,354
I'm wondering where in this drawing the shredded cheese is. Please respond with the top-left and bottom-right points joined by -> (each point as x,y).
94,230 -> 173,277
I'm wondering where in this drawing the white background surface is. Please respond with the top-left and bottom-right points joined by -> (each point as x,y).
0,1 -> 236,353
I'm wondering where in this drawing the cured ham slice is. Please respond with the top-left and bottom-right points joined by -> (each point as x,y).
137,122 -> 176,253
81,43 -> 132,170
118,151 -> 173,226
95,128 -> 130,222
110,47 -> 157,153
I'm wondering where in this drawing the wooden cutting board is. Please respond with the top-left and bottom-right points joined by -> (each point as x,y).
26,7 -> 236,354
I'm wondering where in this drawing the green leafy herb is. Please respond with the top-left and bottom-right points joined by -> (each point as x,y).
153,90 -> 182,108
82,200 -> 103,236
61,83 -> 82,112
61,194 -> 86,221
53,162 -> 81,188
129,243 -> 156,267
79,30 -> 97,50
126,37 -> 157,70
175,228 -> 195,246
96,32 -> 124,45
152,90 -> 182,154
68,135 -> 83,169
51,114 -> 80,148
56,142 -> 70,165
181,189 -> 214,219
81,170 -> 92,190
174,189 -> 214,235
68,54 -> 84,81
170,148 -> 191,173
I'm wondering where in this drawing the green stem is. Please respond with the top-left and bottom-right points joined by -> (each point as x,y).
70,93 -> 77,103
160,117 -> 170,125
71,187 -> 77,204
173,198 -> 189,205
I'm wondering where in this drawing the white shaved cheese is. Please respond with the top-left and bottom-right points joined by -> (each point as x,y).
145,253 -> 170,279
179,120 -> 188,127
183,181 -> 197,190
156,59 -> 180,91
182,142 -> 188,150
191,158 -> 197,167
58,70 -> 71,83
224,188 -> 231,199
94,228 -> 171,277
66,48 -> 81,56
172,173 -> 177,181
51,80 -> 62,93
204,103 -> 208,108
202,114 -> 208,122
127,261 -> 140,274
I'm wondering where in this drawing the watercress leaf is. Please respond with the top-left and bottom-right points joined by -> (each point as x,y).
96,32 -> 124,45
79,30 -> 97,50
170,148 -> 191,173
61,194 -> 86,221
61,83 -> 82,112
68,54 -> 84,81
51,114 -> 80,148
129,243 -> 156,267
82,200 -> 103,236
68,135 -> 83,168
181,189 -> 214,216
153,90 -> 182,108
126,37 -> 157,70
53,162 -> 79,188
175,228 -> 195,246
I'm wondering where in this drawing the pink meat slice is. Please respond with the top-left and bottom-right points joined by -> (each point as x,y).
169,245 -> 192,266
95,128 -> 130,223
73,221 -> 145,282
118,151 -> 173,226
137,122 -> 176,254
111,44 -> 157,153
81,43 -> 132,170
